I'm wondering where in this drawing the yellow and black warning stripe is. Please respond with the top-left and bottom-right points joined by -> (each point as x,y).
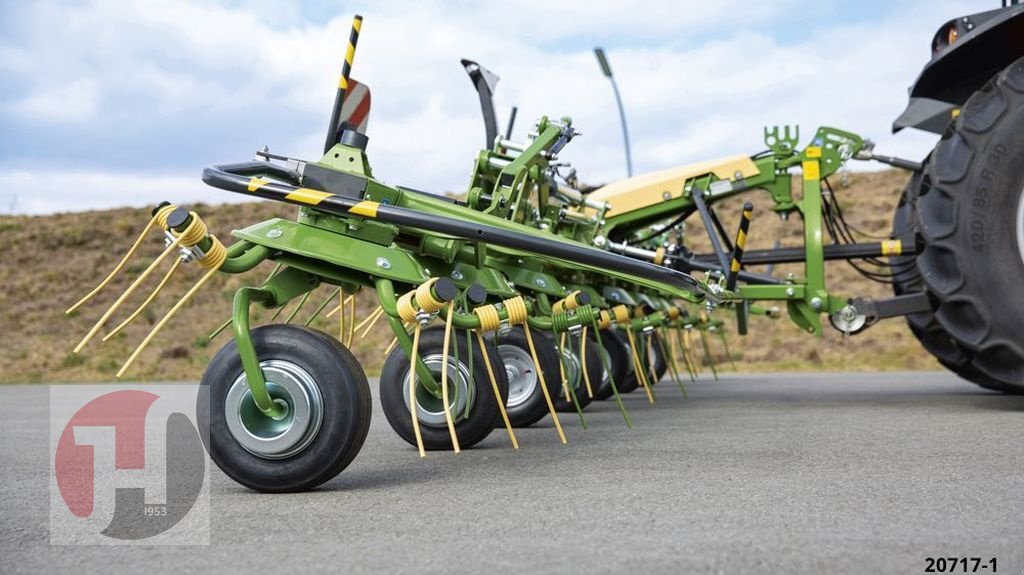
338,15 -> 362,90
726,202 -> 753,291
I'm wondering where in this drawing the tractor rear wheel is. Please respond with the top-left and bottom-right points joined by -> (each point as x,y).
915,55 -> 1024,393
892,163 -> 1014,393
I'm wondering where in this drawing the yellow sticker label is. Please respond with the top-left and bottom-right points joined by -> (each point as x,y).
951,108 -> 961,118
806,146 -> 822,158
247,177 -> 268,192
348,200 -> 380,218
285,188 -> 333,205
802,160 -> 820,181
880,239 -> 902,256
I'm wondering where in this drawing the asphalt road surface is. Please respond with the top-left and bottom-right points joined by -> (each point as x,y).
3,372 -> 1023,574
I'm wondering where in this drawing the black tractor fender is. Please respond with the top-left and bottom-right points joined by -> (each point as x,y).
893,4 -> 1024,134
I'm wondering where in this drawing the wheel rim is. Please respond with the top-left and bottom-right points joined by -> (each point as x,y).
498,344 -> 537,409
559,342 -> 582,392
225,359 -> 324,460
1016,183 -> 1024,268
401,354 -> 474,427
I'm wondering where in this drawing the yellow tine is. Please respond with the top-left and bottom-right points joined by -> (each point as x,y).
73,237 -> 183,353
102,257 -> 182,342
116,264 -> 218,378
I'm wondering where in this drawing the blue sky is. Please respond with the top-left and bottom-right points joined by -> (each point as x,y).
0,0 -> 982,214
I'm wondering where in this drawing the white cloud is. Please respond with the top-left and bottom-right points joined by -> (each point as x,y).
0,0 -> 985,213
12,78 -> 101,123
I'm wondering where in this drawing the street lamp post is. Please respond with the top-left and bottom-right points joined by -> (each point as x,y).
594,47 -> 633,177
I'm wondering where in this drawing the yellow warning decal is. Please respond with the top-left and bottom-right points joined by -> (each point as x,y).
285,188 -> 333,205
806,146 -> 822,158
802,160 -> 820,181
247,177 -> 268,192
348,200 -> 380,218
880,239 -> 902,256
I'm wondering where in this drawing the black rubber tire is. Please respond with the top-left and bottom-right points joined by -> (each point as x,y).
607,329 -> 639,394
553,333 -> 602,412
380,327 -> 509,449
197,325 -> 372,492
915,56 -> 1024,393
592,330 -> 630,400
648,331 -> 669,384
493,327 -> 562,427
891,165 -> 1014,393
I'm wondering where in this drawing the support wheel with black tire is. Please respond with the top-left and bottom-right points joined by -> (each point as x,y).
380,326 -> 509,449
553,333 -> 602,413
606,329 -> 639,394
647,331 -> 669,385
494,327 -> 563,427
197,324 -> 372,493
592,331 -> 630,401
915,56 -> 1024,393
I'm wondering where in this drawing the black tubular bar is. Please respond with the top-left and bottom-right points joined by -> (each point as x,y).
691,190 -> 731,275
202,162 -> 705,295
673,255 -> 782,285
693,238 -> 917,266
708,208 -> 734,254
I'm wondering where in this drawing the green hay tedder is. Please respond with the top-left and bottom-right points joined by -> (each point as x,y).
68,4 -> 1024,492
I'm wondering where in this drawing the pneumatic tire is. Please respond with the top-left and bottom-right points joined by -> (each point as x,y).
553,333 -> 602,412
593,331 -> 630,400
892,164 -> 1014,393
915,55 -> 1024,393
607,330 -> 639,394
380,326 -> 509,449
493,327 -> 562,427
197,325 -> 372,492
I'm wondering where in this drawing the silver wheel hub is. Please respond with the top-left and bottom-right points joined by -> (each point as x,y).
498,344 -> 538,408
402,354 -> 474,427
225,359 -> 324,460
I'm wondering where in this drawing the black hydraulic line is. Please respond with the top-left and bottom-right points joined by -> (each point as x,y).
630,210 -> 689,244
202,162 -> 704,295
690,191 -> 731,275
693,238 -> 917,266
